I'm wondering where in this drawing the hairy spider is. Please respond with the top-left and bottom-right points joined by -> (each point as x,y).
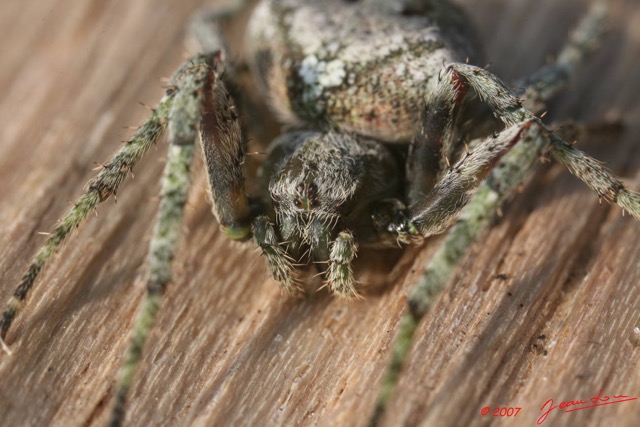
1,0 -> 639,426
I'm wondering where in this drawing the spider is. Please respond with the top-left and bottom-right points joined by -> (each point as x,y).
1,0 -> 639,426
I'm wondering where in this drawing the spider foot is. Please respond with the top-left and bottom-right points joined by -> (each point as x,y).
327,231 -> 359,298
253,216 -> 303,296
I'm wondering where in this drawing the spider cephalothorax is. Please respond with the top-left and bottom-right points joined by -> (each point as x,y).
257,131 -> 401,293
266,132 -> 399,241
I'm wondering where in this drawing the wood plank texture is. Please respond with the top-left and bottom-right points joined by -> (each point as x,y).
0,1 -> 638,426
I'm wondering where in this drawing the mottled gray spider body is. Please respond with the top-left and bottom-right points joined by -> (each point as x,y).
1,0 -> 639,426
246,0 -> 477,141
196,0 -> 485,297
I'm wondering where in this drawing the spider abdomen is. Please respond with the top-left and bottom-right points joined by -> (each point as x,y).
246,0 -> 479,142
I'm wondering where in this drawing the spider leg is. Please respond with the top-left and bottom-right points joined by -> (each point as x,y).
327,230 -> 359,298
0,0 -> 257,341
375,58 -> 640,427
406,120 -> 537,237
372,120 -> 549,425
108,53 -> 221,427
188,0 -> 249,55
406,71 -> 467,205
198,29 -> 311,294
199,64 -> 253,241
253,216 -> 301,295
369,1 -> 640,424
450,63 -> 640,218
398,72 -> 542,241
407,0 -> 608,208
459,0 -> 608,149
111,6 -> 268,421
179,3 -> 258,246
0,77 -> 173,343
515,0 -> 608,113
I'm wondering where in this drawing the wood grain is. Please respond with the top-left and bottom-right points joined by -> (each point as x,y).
0,1 -> 638,426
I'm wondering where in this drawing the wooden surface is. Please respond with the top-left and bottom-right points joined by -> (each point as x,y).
0,1 -> 639,426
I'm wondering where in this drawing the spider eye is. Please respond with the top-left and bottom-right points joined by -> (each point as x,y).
294,198 -> 303,208
307,182 -> 318,197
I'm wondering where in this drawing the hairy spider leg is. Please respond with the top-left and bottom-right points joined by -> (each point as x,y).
406,64 -> 468,206
327,230 -> 359,297
200,71 -> 308,294
515,0 -> 608,112
109,53 -> 222,427
0,0 -> 255,344
199,64 -> 252,240
110,2 -> 275,422
0,82 -> 172,342
450,64 -> 639,218
311,217 -> 359,298
408,119 -> 536,236
252,216 -> 300,294
369,1 -> 640,424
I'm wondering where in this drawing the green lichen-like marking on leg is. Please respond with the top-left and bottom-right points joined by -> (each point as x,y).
370,124 -> 543,426
110,289 -> 163,427
108,54 -> 210,427
0,96 -> 172,341
110,143 -> 196,427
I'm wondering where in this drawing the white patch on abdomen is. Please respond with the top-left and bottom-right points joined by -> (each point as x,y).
298,55 -> 346,110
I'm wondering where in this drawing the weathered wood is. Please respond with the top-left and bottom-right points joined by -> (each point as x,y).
0,1 -> 638,426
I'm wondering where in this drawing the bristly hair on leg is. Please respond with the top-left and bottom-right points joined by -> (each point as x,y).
0,94 -> 172,342
367,2 -> 640,425
109,53 -> 218,427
